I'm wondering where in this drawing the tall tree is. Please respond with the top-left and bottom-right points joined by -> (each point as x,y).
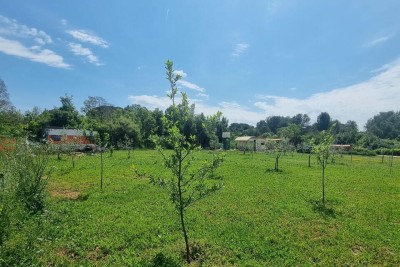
59,94 -> 75,112
0,78 -> 12,112
0,79 -> 25,136
125,105 -> 156,147
291,113 -> 310,128
266,116 -> 290,134
365,111 -> 400,139
256,120 -> 270,135
316,112 -> 331,131
81,96 -> 110,114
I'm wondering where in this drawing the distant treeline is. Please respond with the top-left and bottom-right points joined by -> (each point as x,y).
1,78 -> 399,151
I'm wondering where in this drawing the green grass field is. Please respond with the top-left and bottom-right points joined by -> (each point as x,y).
27,150 -> 400,266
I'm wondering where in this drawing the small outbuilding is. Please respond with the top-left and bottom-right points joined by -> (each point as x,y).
235,136 -> 256,151
45,128 -> 96,145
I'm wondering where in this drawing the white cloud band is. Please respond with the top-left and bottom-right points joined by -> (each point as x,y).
0,37 -> 70,69
67,30 -> 109,48
68,43 -> 102,66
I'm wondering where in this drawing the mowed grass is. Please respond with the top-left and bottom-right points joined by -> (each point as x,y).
36,150 -> 399,266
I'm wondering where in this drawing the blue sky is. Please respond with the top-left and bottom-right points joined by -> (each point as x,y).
1,0 -> 400,129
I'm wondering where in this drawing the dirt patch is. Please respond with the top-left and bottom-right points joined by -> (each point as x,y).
51,189 -> 81,200
351,245 -> 362,255
87,246 -> 110,262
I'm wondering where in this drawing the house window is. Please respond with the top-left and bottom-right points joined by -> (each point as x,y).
50,135 -> 61,141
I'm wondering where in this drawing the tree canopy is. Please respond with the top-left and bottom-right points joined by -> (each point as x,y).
0,76 -> 399,151
365,111 -> 400,140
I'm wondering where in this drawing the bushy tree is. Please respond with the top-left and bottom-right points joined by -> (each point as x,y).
365,111 -> 400,139
266,116 -> 291,134
265,139 -> 290,171
316,112 -> 331,131
151,60 -> 225,263
81,96 -> 110,115
291,113 -> 310,128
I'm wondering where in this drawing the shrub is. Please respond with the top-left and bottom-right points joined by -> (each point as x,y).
0,141 -> 50,264
376,148 -> 400,156
350,147 -> 377,156
7,144 -> 50,214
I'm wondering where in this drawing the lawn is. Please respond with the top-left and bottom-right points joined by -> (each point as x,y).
28,150 -> 400,266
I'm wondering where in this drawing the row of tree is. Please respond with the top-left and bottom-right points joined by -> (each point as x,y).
1,77 -> 400,150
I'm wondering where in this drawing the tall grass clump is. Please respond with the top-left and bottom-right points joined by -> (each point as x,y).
0,141 -> 50,265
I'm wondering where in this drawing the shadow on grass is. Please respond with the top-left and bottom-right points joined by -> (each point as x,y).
265,168 -> 284,173
308,199 -> 341,218
148,252 -> 181,267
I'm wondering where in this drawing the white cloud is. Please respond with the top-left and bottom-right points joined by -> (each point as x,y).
177,80 -> 205,92
60,19 -> 68,26
67,29 -> 109,48
128,59 -> 400,129
127,93 -> 263,125
196,101 -> 265,125
173,69 -> 204,93
0,37 -> 70,69
232,43 -> 249,57
68,43 -> 102,66
253,59 -> 400,129
128,95 -> 174,110
196,92 -> 209,99
174,70 -> 187,78
364,34 -> 394,48
0,15 -> 52,45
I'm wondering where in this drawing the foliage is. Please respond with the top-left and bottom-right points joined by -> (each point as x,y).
81,96 -> 111,115
151,123 -> 225,210
165,60 -> 181,106
312,127 -> 335,207
229,122 -> 258,137
0,78 -> 12,112
265,138 -> 290,171
377,148 -> 400,156
366,111 -> 400,139
348,147 -> 376,156
151,123 -> 224,263
316,112 -> 331,131
268,116 -> 291,134
150,60 -> 225,263
1,142 -> 50,214
0,141 -> 50,265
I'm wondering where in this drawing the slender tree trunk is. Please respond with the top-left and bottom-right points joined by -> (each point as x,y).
180,202 -> 190,264
100,150 -> 103,189
389,152 -> 394,175
322,161 -> 325,207
308,154 -> 311,167
177,158 -> 190,264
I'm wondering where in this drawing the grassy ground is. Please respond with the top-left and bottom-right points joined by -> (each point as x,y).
29,150 -> 399,266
